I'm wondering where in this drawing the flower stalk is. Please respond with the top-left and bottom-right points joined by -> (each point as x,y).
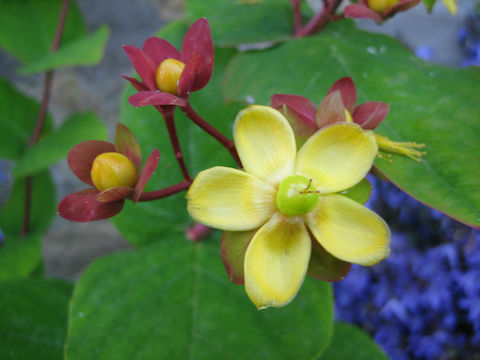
22,0 -> 70,236
294,0 -> 343,37
182,102 -> 242,167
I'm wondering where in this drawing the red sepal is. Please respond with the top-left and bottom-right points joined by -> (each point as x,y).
316,91 -> 347,128
178,53 -> 201,98
96,186 -> 133,203
344,4 -> 383,21
133,149 -> 160,203
142,37 -> 181,64
181,18 -> 214,92
353,101 -> 390,130
68,140 -> 115,186
271,94 -> 317,126
128,91 -> 186,108
122,45 -> 157,90
121,75 -> 149,92
327,77 -> 357,113
58,189 -> 124,222
115,123 -> 142,171
220,230 -> 256,285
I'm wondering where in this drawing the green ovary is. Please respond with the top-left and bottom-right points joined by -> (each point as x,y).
276,175 -> 319,216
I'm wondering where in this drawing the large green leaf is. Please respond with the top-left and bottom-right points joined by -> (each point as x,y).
14,112 -> 108,178
320,322 -> 387,360
19,26 -> 110,74
66,237 -> 334,359
223,21 -> 480,229
112,22 -> 244,246
0,77 -> 53,160
0,278 -> 72,360
185,0 -> 293,47
0,0 -> 87,64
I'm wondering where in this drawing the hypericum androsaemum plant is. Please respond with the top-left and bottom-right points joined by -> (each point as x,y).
2,0 -> 479,359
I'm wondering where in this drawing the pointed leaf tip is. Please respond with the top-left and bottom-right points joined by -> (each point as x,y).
133,149 -> 160,203
327,77 -> 357,113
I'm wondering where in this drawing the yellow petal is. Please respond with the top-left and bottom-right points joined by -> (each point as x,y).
305,194 -> 390,266
186,166 -> 276,231
441,0 -> 457,14
245,212 -> 311,309
234,105 -> 296,185
296,123 -> 377,194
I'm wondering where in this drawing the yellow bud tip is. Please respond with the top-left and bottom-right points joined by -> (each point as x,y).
374,134 -> 426,162
344,109 -> 354,123
367,0 -> 400,13
155,58 -> 185,95
91,152 -> 138,191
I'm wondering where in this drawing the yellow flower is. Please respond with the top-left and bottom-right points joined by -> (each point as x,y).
187,105 -> 390,309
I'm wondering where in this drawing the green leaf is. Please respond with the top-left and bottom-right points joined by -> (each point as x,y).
342,178 -> 372,205
0,170 -> 56,237
19,26 -> 110,74
113,22 -> 244,246
0,77 -> 53,160
14,112 -> 108,178
0,234 -> 42,281
422,0 -> 437,12
0,0 -> 87,63
185,0 -> 293,47
223,21 -> 480,229
66,237 -> 334,359
0,278 -> 72,360
320,322 -> 388,360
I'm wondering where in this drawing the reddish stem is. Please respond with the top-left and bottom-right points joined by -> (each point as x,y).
181,103 -> 242,167
138,180 -> 191,202
157,107 -> 192,182
290,0 -> 303,33
22,0 -> 70,236
294,0 -> 343,37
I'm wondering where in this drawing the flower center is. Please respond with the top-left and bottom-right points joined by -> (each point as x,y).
276,175 -> 319,216
91,152 -> 138,191
155,58 -> 185,95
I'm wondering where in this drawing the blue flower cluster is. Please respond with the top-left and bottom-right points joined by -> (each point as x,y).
459,2 -> 480,67
334,175 -> 480,360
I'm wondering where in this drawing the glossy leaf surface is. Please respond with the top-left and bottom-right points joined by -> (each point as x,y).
320,322 -> 388,360
66,237 -> 334,359
0,279 -> 72,360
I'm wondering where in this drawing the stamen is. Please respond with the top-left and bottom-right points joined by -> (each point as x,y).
375,134 -> 427,162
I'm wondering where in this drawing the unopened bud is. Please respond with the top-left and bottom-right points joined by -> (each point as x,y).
367,0 -> 399,13
155,58 -> 185,95
91,152 -> 138,191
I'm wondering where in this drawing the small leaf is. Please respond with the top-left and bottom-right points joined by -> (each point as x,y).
422,0 -> 437,12
65,237 -> 334,359
0,278 -> 73,360
14,112 -> 108,178
0,77 -> 53,160
0,0 -> 87,63
19,26 -> 110,74
320,322 -> 388,360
